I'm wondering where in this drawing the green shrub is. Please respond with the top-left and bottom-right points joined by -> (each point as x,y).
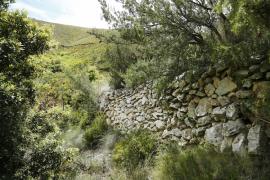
112,130 -> 157,171
152,145 -> 269,180
84,113 -> 108,148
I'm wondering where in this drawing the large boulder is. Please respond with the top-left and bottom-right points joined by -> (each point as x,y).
215,77 -> 237,96
204,123 -> 223,146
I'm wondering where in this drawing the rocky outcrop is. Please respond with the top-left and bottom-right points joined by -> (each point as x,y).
101,61 -> 270,154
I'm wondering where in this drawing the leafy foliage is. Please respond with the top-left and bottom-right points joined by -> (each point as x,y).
98,0 -> 270,90
0,3 -> 50,177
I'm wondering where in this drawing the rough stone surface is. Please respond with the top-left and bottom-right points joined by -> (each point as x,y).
232,133 -> 246,154
223,119 -> 245,137
195,98 -> 212,117
215,77 -> 237,96
101,64 -> 269,153
247,125 -> 262,155
204,84 -> 215,96
205,124 -> 223,146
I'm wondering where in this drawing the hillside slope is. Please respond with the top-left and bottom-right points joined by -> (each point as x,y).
35,19 -> 107,47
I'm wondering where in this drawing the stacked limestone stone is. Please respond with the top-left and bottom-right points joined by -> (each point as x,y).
101,61 -> 270,155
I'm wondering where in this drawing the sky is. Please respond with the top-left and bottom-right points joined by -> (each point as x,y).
10,0 -> 120,28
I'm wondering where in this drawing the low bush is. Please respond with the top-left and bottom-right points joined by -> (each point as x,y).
112,130 -> 157,171
84,112 -> 108,148
152,145 -> 270,180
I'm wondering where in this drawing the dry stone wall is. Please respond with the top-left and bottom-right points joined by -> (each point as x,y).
100,61 -> 270,155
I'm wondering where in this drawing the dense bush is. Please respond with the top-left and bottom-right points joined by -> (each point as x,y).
153,145 -> 270,180
84,112 -> 108,148
112,130 -> 157,171
19,138 -> 78,179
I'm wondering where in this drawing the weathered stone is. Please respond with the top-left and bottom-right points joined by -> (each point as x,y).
249,72 -> 263,80
162,129 -> 171,138
169,103 -> 180,109
260,62 -> 270,73
195,98 -> 212,117
217,96 -> 230,106
155,120 -> 166,130
232,133 -> 246,154
188,101 -> 197,118
184,118 -> 195,128
176,80 -> 187,90
196,91 -> 206,97
249,65 -> 260,73
179,107 -> 188,113
191,82 -> 199,89
213,77 -> 220,88
247,125 -> 262,155
182,129 -> 192,140
220,137 -> 233,152
193,126 -> 207,137
253,81 -> 270,98
197,116 -> 211,127
234,70 -> 250,78
212,107 -> 226,118
205,123 -> 223,146
236,90 -> 252,99
171,128 -> 182,137
189,90 -> 197,95
204,84 -> 215,96
204,77 -> 213,84
172,88 -> 181,97
242,79 -> 253,89
226,103 -> 238,119
215,77 -> 237,96
266,72 -> 270,80
176,94 -> 185,101
223,119 -> 245,137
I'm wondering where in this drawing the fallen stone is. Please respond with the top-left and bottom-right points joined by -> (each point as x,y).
223,119 -> 245,137
213,77 -> 220,88
215,77 -> 237,96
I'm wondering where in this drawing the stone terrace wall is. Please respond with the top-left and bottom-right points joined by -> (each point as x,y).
100,61 -> 270,155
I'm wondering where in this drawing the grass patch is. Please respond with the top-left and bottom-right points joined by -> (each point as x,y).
84,113 -> 108,148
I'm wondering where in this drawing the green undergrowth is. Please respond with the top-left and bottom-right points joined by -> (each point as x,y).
84,112 -> 108,148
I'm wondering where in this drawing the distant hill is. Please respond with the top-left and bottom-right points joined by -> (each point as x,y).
34,19 -> 107,47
